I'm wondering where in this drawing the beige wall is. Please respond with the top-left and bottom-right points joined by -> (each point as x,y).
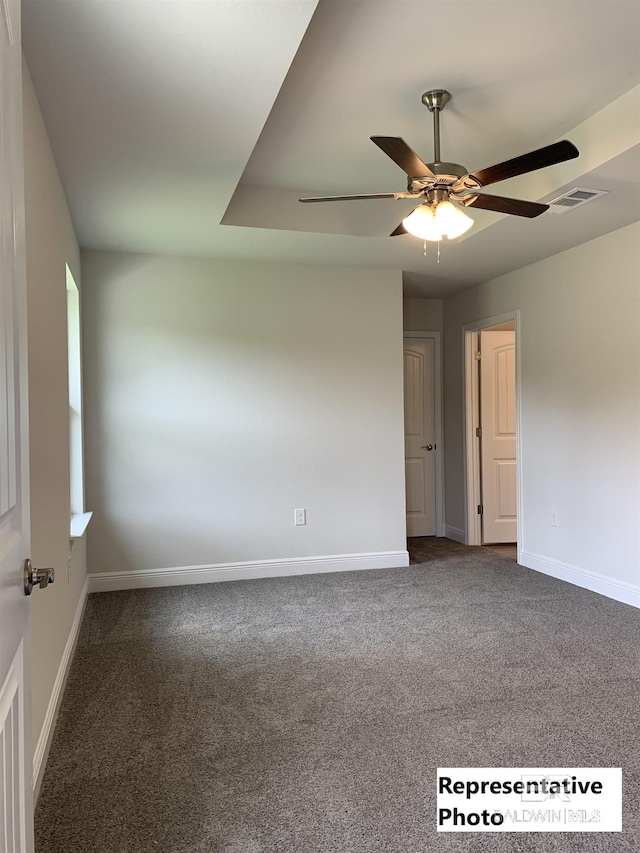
443,221 -> 640,591
82,252 -> 407,575
403,297 -> 443,331
23,60 -> 87,763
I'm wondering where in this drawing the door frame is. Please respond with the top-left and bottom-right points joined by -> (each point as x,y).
403,331 -> 444,537
462,312 -> 522,554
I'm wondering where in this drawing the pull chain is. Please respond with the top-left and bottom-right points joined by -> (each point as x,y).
423,240 -> 442,262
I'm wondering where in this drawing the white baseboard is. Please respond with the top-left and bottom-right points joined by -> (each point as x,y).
88,550 -> 411,593
520,550 -> 640,609
444,525 -> 465,544
33,575 -> 89,799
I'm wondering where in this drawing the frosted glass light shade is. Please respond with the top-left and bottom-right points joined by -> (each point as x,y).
402,205 -> 443,241
403,199 -> 474,241
434,200 -> 473,238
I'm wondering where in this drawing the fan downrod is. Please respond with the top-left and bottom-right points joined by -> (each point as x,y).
417,88 -> 464,180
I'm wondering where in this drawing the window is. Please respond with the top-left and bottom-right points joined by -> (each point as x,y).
66,265 -> 87,531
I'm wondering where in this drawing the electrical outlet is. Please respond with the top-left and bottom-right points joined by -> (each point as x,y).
294,508 -> 306,526
551,510 -> 558,527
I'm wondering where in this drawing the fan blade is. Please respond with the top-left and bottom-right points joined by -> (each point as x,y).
465,140 -> 579,188
390,222 -> 407,236
464,193 -> 548,218
299,192 -> 397,203
371,136 -> 436,179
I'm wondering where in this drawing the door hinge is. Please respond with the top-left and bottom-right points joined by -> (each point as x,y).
474,350 -> 482,361
475,426 -> 482,438
477,504 -> 483,515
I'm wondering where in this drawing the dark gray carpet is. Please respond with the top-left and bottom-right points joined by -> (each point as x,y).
35,538 -> 640,852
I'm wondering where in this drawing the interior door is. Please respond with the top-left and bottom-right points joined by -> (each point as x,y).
0,0 -> 35,849
404,338 -> 436,537
480,330 -> 517,544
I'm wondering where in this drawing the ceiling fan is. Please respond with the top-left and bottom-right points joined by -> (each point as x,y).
299,89 -> 579,241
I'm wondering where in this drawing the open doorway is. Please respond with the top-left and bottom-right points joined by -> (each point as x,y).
463,313 -> 521,561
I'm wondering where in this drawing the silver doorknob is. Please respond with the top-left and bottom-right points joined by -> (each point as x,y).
421,444 -> 433,451
24,559 -> 55,596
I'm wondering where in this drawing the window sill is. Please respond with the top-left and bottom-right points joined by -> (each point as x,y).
70,511 -> 93,541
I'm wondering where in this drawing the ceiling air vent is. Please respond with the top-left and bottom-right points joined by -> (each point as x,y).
547,187 -> 608,214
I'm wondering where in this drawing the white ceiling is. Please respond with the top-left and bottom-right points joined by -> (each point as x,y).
22,0 -> 640,297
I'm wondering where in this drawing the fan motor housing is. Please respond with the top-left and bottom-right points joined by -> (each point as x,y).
407,161 -> 467,194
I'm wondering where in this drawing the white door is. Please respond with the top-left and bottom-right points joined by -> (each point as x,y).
480,330 -> 517,544
0,0 -> 34,848
404,338 -> 436,537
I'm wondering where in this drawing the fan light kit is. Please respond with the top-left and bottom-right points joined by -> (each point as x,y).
403,198 -> 473,241
299,89 -> 579,246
